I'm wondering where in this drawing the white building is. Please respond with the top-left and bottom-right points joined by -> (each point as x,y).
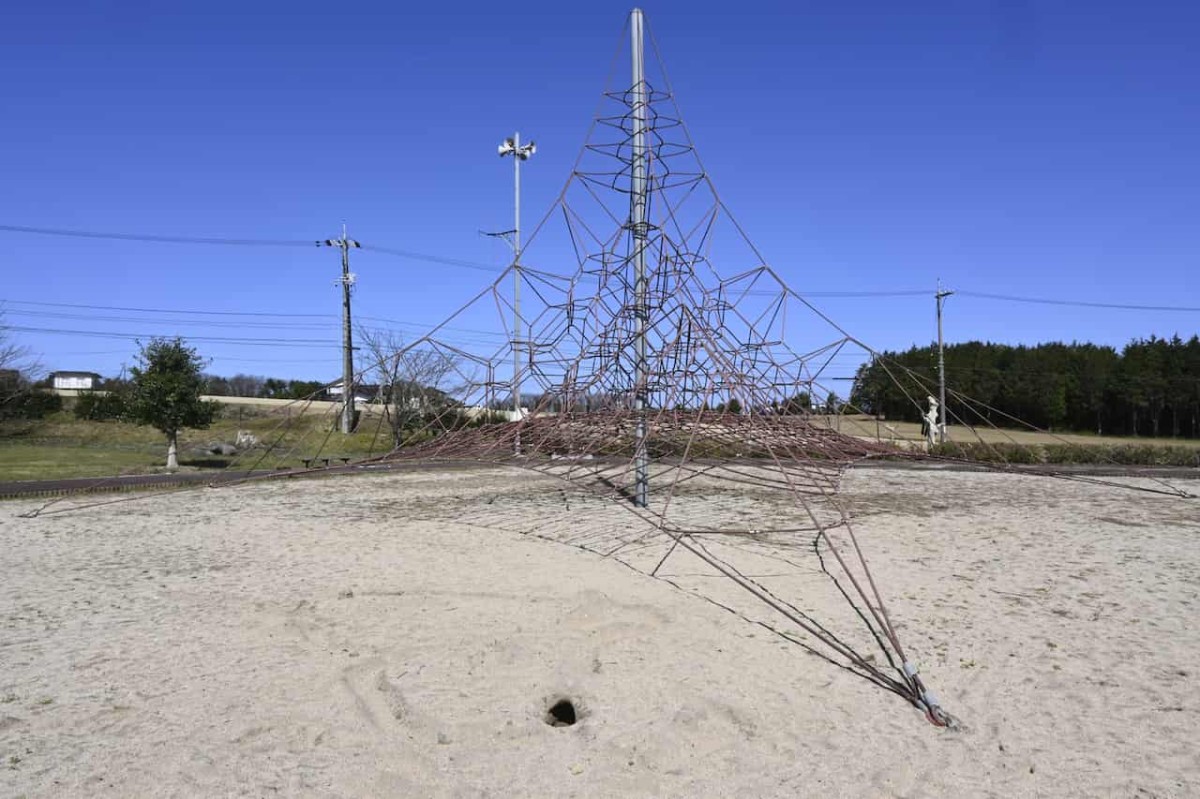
325,380 -> 377,405
51,371 -> 102,391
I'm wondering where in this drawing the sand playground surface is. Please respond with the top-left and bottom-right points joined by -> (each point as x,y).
1,465 -> 1197,797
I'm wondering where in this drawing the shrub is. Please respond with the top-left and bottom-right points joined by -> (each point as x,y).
933,440 -> 1200,467
0,390 -> 63,421
1106,444 -> 1200,467
930,441 -> 1042,465
74,391 -> 127,421
1042,444 -> 1109,464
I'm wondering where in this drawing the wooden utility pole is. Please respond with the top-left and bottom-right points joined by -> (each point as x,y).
936,280 -> 954,444
322,226 -> 360,434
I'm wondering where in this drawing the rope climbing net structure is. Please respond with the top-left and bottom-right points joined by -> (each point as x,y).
365,9 -> 959,725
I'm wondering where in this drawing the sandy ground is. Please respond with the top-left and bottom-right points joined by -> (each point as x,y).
1,465 -> 1197,798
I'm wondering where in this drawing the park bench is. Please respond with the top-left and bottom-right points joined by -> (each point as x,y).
300,456 -> 353,469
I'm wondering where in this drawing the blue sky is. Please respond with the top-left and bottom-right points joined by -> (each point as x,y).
2,1 -> 1197,384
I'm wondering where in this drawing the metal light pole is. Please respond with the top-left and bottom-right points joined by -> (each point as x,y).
498,132 -> 536,454
630,7 -> 650,508
322,226 -> 360,434
936,280 -> 954,444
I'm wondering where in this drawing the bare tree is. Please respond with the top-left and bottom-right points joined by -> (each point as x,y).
227,373 -> 266,398
1,313 -> 36,373
358,328 -> 465,447
0,313 -> 43,417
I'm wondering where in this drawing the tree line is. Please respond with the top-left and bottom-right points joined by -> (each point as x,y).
851,335 -> 1200,438
200,374 -> 326,400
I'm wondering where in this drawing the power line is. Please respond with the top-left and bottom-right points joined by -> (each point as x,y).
4,225 -> 1199,312
359,244 -> 502,273
2,308 -> 335,331
0,223 -> 504,273
357,314 -> 509,340
4,325 -> 340,348
0,223 -> 315,248
788,289 -> 929,298
957,291 -> 1200,313
6,319 -> 504,353
208,356 -> 347,365
0,298 -> 515,340
1,298 -> 332,318
0,301 -> 510,352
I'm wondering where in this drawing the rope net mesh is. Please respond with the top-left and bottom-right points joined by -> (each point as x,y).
362,17 -> 953,725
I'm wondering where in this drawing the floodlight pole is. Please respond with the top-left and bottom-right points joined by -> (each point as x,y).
513,133 -> 523,453
630,8 -> 649,508
499,131 -> 536,454
936,280 -> 953,444
322,227 -> 361,435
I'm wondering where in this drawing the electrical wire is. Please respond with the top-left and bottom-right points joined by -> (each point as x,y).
358,244 -> 502,273
957,290 -> 1200,313
0,298 -> 331,318
0,223 -> 503,273
4,324 -> 340,348
4,224 -> 1198,312
2,308 -> 336,331
742,289 -> 929,298
0,223 -> 315,248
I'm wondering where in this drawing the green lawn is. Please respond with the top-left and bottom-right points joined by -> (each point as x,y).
0,406 -> 397,481
0,444 -> 163,481
820,414 -> 1200,449
6,406 -> 1197,483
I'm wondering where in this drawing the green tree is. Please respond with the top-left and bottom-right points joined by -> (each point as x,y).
74,390 -> 126,421
127,338 -> 220,470
714,396 -> 743,414
851,337 -> 1200,439
259,377 -> 288,398
779,391 -> 812,414
284,379 -> 324,400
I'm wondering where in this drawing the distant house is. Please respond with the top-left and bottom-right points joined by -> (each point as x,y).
51,371 -> 102,391
324,380 -> 381,404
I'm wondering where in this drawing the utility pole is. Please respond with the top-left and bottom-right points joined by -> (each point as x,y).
629,7 -> 650,508
322,226 -> 360,434
874,357 -> 882,443
936,280 -> 954,444
498,132 -> 536,454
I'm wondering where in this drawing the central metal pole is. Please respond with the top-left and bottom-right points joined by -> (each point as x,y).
513,131 -> 523,455
630,8 -> 649,508
936,280 -> 953,444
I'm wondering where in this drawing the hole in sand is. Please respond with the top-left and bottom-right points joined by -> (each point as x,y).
545,698 -> 578,727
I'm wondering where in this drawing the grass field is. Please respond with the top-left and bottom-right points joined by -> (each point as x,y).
818,414 -> 1200,449
3,404 -> 1198,482
0,445 -> 167,481
0,400 -> 397,481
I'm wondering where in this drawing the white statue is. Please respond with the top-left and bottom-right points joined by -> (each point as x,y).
922,396 -> 939,447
